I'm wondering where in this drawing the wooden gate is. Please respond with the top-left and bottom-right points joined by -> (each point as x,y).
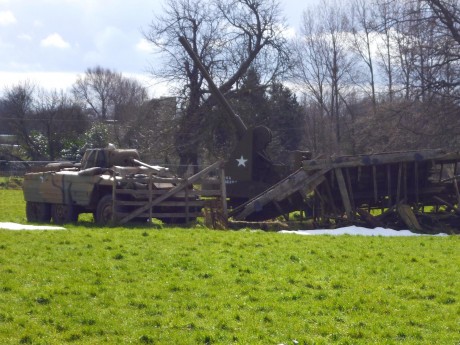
110,160 -> 227,227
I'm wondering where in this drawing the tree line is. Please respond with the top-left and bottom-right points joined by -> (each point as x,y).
1,0 -> 460,173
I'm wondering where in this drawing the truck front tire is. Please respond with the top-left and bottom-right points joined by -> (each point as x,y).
95,195 -> 114,225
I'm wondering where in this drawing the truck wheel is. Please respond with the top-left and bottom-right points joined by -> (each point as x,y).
51,204 -> 78,224
26,202 -> 51,223
95,195 -> 114,225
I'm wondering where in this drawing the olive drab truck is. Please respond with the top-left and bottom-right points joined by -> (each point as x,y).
22,147 -> 207,225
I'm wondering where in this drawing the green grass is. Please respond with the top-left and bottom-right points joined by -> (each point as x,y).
0,190 -> 459,344
0,189 -> 26,223
0,176 -> 23,190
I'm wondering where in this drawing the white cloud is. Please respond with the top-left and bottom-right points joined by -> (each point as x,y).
33,19 -> 44,27
0,71 -> 170,97
281,25 -> 296,39
94,26 -> 125,50
18,33 -> 32,41
0,10 -> 16,26
40,33 -> 71,49
0,71 -> 78,92
135,38 -> 154,53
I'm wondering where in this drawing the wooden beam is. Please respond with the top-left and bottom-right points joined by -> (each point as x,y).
148,172 -> 153,223
335,168 -> 353,220
119,160 -> 223,224
387,164 -> 392,207
345,168 -> 355,210
403,163 -> 408,201
397,204 -> 422,232
232,168 -> 329,221
323,174 -> 338,214
414,161 -> 419,204
434,195 -> 460,215
373,165 -> 378,203
396,163 -> 402,203
356,208 -> 383,228
302,149 -> 449,171
219,167 -> 228,220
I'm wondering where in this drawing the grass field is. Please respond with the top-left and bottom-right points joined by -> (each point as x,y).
0,190 -> 459,344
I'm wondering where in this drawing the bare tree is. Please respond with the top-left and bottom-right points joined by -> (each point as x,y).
1,82 -> 44,159
72,66 -> 152,148
374,0 -> 400,101
144,0 -> 289,173
293,1 -> 355,153
425,0 -> 460,44
349,0 -> 378,112
34,90 -> 88,160
2,83 -> 88,160
291,10 -> 330,154
72,66 -> 121,120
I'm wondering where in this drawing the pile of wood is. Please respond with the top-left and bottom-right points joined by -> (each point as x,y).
231,149 -> 460,233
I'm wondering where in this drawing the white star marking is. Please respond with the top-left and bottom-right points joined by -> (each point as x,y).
236,155 -> 248,167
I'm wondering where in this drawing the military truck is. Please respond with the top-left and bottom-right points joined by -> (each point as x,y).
23,147 -> 200,225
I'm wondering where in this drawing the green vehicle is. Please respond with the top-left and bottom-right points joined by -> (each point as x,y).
23,147 -> 191,225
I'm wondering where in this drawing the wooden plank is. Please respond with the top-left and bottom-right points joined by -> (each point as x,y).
356,208 -> 383,228
433,196 -> 460,215
414,161 -> 419,204
115,189 -> 201,198
116,200 -> 204,207
373,165 -> 378,203
387,164 -> 392,207
403,163 -> 407,201
439,163 -> 444,182
195,190 -> 222,197
116,212 -> 203,218
397,204 -> 422,231
396,163 -> 402,203
148,172 -> 153,223
185,185 -> 189,223
119,160 -> 223,224
323,174 -> 338,214
232,168 -> 329,220
454,178 -> 460,206
335,168 -> 353,220
220,167 -> 228,220
345,168 -> 355,210
302,149 -> 447,171
112,171 -> 116,222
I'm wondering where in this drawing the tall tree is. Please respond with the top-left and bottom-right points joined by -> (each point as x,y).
374,0 -> 399,101
1,82 -> 41,159
293,1 -> 354,153
72,66 -> 150,148
2,83 -> 88,160
144,0 -> 289,172
349,0 -> 378,112
265,82 -> 305,159
72,66 -> 121,120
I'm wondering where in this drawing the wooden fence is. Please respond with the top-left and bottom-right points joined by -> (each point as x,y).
111,160 -> 228,228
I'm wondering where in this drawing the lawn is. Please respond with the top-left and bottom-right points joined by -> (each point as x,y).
0,190 -> 459,344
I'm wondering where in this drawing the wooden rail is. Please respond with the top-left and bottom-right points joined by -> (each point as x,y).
110,160 -> 227,227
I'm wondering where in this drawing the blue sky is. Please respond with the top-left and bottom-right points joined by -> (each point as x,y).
0,0 -> 310,96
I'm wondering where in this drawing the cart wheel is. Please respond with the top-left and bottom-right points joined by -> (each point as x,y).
95,195 -> 114,225
26,202 -> 51,223
51,204 -> 77,224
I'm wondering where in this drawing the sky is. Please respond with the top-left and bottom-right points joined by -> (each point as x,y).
0,0 -> 311,97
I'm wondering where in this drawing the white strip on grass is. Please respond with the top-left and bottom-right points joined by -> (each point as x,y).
280,226 -> 448,237
0,222 -> 66,231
